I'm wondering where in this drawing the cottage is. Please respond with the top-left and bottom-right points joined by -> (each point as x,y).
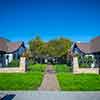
0,38 -> 26,67
71,36 -> 100,67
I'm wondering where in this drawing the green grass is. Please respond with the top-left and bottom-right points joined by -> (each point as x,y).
54,64 -> 100,91
0,64 -> 47,90
0,72 -> 43,90
53,64 -> 71,73
28,64 -> 47,72
57,73 -> 100,91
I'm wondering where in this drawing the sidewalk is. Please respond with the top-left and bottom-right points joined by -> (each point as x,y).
38,65 -> 60,91
0,91 -> 100,100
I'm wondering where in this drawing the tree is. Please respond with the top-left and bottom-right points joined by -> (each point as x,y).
28,36 -> 72,64
28,36 -> 45,57
47,37 -> 72,57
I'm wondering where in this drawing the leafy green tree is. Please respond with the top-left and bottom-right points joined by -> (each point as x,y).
29,36 -> 72,60
47,37 -> 72,57
28,36 -> 45,56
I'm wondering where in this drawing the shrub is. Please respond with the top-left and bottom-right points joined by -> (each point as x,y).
7,59 -> 19,67
78,56 -> 94,68
79,63 -> 89,68
28,59 -> 35,65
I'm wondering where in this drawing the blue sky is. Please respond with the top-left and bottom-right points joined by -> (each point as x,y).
0,0 -> 100,43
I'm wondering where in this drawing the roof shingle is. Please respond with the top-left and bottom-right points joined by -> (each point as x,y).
76,43 -> 91,53
0,38 -> 24,53
75,36 -> 100,54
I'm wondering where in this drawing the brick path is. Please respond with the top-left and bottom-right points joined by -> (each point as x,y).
38,65 -> 60,91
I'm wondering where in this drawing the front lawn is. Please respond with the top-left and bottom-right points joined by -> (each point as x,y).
0,72 -> 43,90
53,64 -> 71,73
57,73 -> 100,91
28,64 -> 47,72
0,64 -> 47,90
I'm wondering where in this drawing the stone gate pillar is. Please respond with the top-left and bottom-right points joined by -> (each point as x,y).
20,57 -> 27,72
73,56 -> 79,73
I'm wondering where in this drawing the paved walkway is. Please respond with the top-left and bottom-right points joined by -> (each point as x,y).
38,65 -> 60,91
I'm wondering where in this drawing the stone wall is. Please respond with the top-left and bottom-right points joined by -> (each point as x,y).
73,57 -> 99,74
0,57 -> 27,73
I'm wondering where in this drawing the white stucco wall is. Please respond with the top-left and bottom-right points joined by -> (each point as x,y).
5,54 -> 13,65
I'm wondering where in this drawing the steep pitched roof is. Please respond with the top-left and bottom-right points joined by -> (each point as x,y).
90,36 -> 100,53
74,36 -> 100,54
76,43 -> 91,53
0,38 -> 8,52
0,38 -> 25,53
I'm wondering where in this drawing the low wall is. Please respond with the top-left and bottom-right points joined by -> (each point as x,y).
73,67 -> 99,74
73,57 -> 99,74
0,67 -> 25,73
0,57 -> 27,73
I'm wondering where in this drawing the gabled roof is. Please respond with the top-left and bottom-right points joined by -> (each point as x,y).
73,36 -> 100,54
0,38 -> 8,52
0,38 -> 25,53
76,43 -> 91,53
90,36 -> 100,53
